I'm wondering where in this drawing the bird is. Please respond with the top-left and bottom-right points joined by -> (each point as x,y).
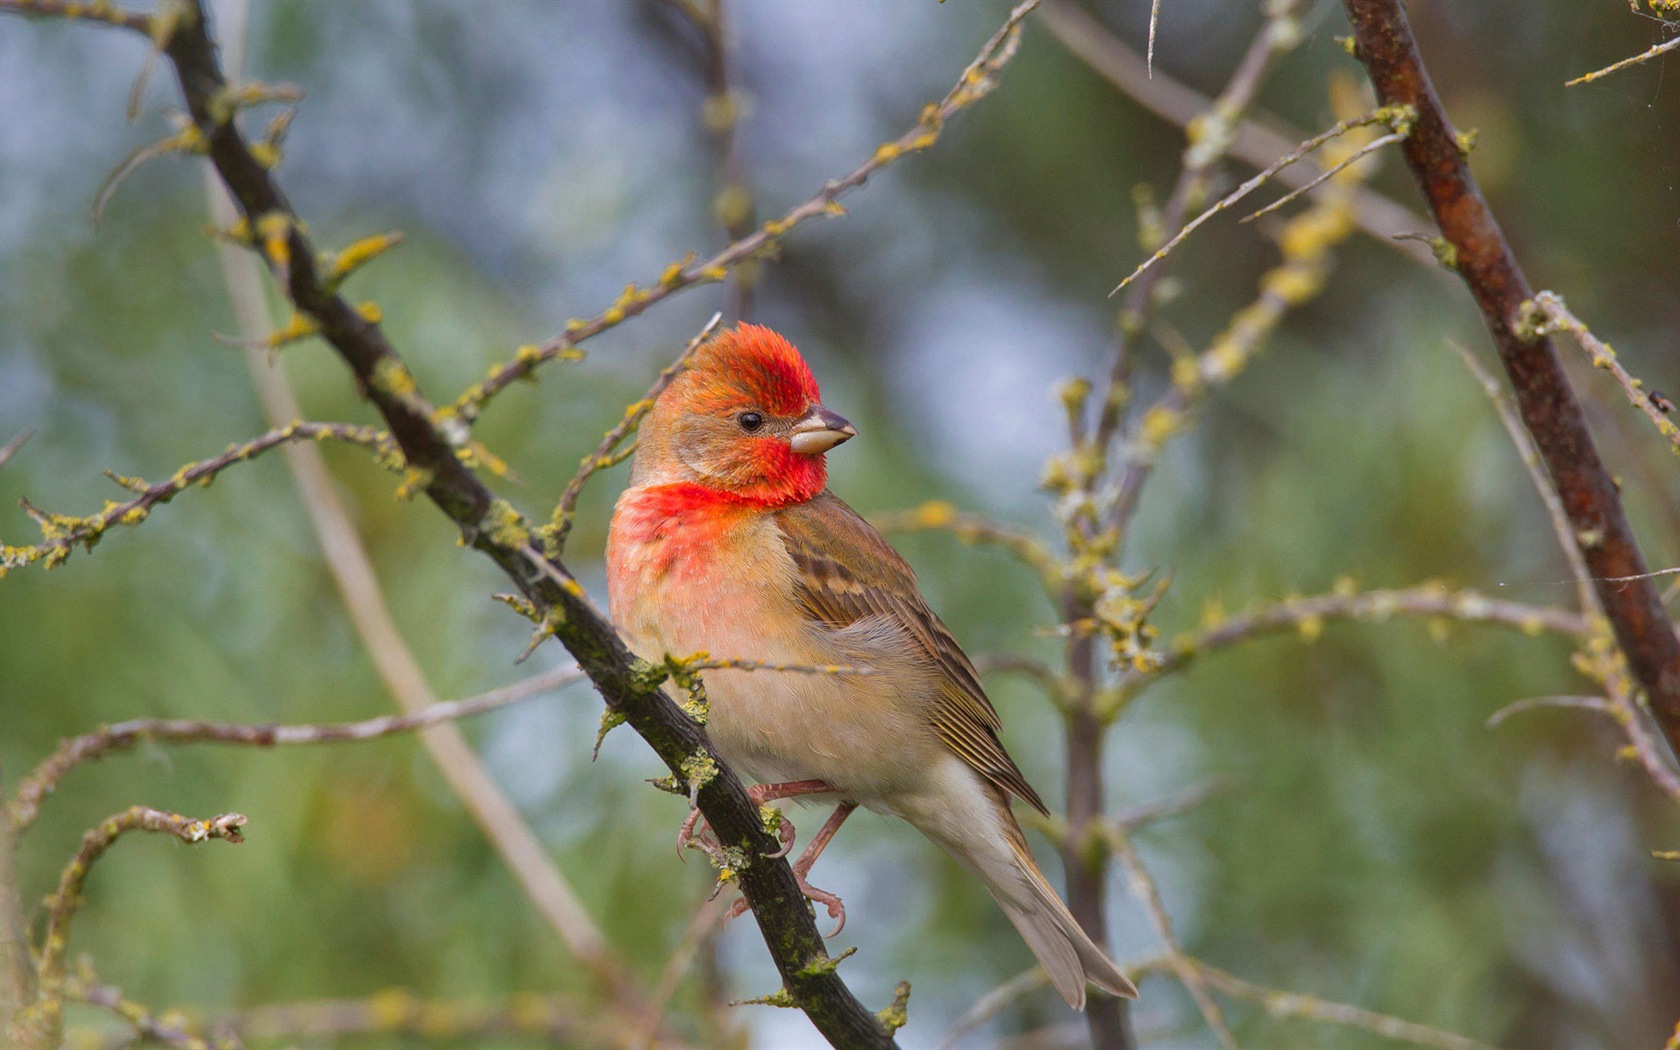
605,323 -> 1138,1009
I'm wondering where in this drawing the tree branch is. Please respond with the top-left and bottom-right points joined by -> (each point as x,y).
1343,0 -> 1680,764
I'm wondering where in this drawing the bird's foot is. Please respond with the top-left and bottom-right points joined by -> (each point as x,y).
745,784 -> 800,859
676,805 -> 722,863
727,867 -> 847,937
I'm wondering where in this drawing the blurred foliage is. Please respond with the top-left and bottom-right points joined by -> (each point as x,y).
3,1 -> 1679,1047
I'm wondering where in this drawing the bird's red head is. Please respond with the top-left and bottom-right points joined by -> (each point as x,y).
632,324 -> 855,505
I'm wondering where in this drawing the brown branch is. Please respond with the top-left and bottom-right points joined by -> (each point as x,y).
546,314 -> 722,552
871,502 -> 1060,588
0,422 -> 393,573
1344,0 -> 1680,764
7,667 -> 585,837
0,430 -> 32,471
3,0 -> 151,33
450,0 -> 1038,424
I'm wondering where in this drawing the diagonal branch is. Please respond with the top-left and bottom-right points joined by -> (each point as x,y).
1343,0 -> 1680,764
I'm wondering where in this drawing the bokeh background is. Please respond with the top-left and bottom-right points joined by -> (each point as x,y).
4,1 -> 1679,1046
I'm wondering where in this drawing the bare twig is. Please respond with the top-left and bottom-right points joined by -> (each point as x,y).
451,0 -> 1040,423
546,313 -> 722,552
1565,32 -> 1680,86
1139,583 -> 1587,684
1485,694 -> 1611,727
1112,777 -> 1232,831
26,807 -> 245,1045
65,973 -> 235,1050
221,989 -> 608,1047
936,967 -> 1049,1050
1108,107 -> 1408,295
1107,826 -> 1236,1049
1034,0 -> 1435,266
0,422 -> 394,573
1240,130 -> 1407,223
1,0 -> 151,33
1345,0 -> 1680,764
7,667 -> 585,836
0,430 -> 32,470
872,501 -> 1060,587
1522,291 -> 1680,456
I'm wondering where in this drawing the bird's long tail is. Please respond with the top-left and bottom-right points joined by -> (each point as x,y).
908,769 -> 1139,1009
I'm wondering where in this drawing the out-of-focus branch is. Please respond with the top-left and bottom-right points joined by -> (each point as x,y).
1522,291 -> 1680,457
667,0 -> 759,323
452,0 -> 1039,423
0,430 -> 32,470
546,314 -> 721,552
0,422 -> 393,573
872,502 -> 1060,589
7,667 -> 585,837
66,972 -> 236,1050
1035,0 -> 1435,266
1344,0 -> 1680,765
19,807 -> 245,1046
218,988 -> 608,1048
3,0 -> 152,32
1134,582 -> 1588,687
1106,826 -> 1235,1050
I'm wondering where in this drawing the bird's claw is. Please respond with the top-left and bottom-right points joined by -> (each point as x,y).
676,805 -> 722,863
725,870 -> 847,938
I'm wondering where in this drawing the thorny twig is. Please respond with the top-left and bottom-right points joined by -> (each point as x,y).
1521,291 -> 1680,457
0,422 -> 395,573
545,313 -> 722,553
7,667 -> 586,836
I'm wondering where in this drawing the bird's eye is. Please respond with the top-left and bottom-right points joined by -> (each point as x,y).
737,411 -> 765,432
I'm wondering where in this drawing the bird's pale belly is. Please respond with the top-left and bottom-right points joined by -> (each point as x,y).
616,568 -> 943,803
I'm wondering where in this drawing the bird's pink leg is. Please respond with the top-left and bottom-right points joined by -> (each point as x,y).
730,800 -> 857,937
746,779 -> 836,859
676,778 -> 836,860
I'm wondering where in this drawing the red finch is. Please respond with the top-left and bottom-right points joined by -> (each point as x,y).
606,324 -> 1137,1008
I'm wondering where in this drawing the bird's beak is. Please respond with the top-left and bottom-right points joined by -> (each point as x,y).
788,405 -> 857,455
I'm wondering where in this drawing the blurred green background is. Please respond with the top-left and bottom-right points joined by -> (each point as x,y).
3,1 -> 1679,1046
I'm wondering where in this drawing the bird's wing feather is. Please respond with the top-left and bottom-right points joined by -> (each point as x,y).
774,492 -> 1049,815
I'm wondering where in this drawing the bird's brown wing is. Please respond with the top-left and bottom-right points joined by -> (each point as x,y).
774,492 -> 1049,815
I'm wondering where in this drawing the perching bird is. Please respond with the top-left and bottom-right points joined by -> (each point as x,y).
606,323 -> 1137,1009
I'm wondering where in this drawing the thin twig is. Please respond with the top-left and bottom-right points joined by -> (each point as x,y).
1108,107 -> 1407,295
0,422 -> 394,573
1146,0 -> 1160,77
1485,694 -> 1610,728
1034,0 -> 1435,266
1,0 -> 152,33
1523,291 -> 1680,456
546,313 -> 722,552
65,973 -> 235,1050
0,430 -> 32,470
872,502 -> 1060,586
1139,583 -> 1587,684
1240,130 -> 1407,222
7,667 -> 585,836
1112,777 -> 1233,830
32,807 -> 246,1043
451,0 -> 1040,423
1565,32 -> 1680,86
1108,827 -> 1236,1049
